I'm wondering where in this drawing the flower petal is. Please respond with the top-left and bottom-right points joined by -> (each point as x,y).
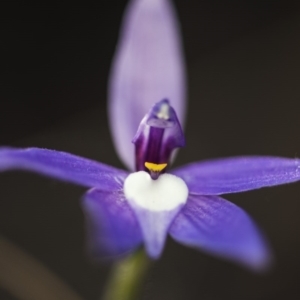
124,171 -> 188,258
131,209 -> 180,259
109,0 -> 186,170
81,188 -> 142,258
170,195 -> 271,270
172,156 -> 300,195
0,147 -> 127,190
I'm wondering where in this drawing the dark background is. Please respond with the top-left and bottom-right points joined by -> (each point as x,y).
1,0 -> 300,299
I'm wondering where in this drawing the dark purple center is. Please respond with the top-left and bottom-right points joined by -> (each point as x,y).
132,99 -> 185,178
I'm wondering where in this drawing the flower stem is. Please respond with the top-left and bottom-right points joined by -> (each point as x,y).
102,250 -> 151,300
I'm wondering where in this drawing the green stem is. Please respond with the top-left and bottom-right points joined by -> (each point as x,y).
102,250 -> 151,300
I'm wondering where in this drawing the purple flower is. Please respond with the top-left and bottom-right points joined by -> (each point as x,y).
0,0 -> 299,271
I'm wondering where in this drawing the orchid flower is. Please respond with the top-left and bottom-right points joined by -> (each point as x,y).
0,0 -> 300,272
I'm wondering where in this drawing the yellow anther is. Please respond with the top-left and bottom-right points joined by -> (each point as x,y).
145,162 -> 167,172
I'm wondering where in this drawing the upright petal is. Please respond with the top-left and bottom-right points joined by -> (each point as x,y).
0,147 -> 128,190
82,188 -> 143,258
109,0 -> 186,170
172,156 -> 300,195
170,195 -> 271,270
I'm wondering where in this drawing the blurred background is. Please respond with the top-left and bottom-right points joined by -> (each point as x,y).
1,0 -> 300,299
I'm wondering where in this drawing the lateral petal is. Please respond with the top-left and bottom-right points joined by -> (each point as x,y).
82,188 -> 143,258
170,194 -> 271,270
172,156 -> 300,195
0,147 -> 127,190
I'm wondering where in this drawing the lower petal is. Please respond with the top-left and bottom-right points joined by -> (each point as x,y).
123,171 -> 188,258
81,188 -> 143,259
129,206 -> 182,259
169,194 -> 271,270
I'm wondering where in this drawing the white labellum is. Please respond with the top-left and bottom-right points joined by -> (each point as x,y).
123,171 -> 189,258
124,171 -> 188,211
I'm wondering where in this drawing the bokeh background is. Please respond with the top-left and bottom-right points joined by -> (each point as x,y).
1,0 -> 300,299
